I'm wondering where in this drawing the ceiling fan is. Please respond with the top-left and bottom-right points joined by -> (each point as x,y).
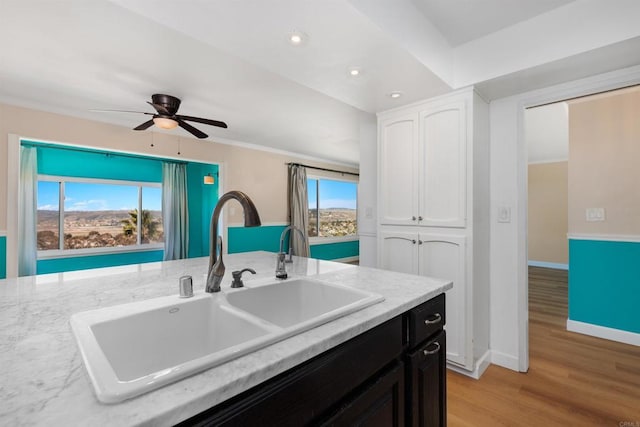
93,94 -> 227,139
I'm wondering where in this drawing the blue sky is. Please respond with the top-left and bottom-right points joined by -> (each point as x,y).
37,182 -> 161,211
308,179 -> 357,209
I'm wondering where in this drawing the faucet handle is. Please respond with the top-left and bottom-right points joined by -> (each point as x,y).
231,268 -> 256,288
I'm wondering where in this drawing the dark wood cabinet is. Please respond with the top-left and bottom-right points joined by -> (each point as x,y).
405,293 -> 446,427
178,293 -> 446,427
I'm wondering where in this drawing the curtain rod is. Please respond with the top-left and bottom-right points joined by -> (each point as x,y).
21,141 -> 188,165
286,162 -> 359,177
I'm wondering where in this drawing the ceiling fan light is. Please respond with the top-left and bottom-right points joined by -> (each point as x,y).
153,117 -> 178,130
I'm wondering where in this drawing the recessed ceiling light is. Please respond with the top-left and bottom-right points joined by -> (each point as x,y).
389,92 -> 403,99
348,67 -> 362,77
287,31 -> 308,46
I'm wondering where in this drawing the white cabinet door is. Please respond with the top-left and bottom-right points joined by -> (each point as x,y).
418,102 -> 467,227
379,115 -> 418,226
378,231 -> 418,275
418,233 -> 470,368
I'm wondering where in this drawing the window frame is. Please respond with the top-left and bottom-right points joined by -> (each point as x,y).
306,174 -> 359,244
37,175 -> 163,259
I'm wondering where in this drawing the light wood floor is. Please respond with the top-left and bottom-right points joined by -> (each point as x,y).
447,267 -> 640,426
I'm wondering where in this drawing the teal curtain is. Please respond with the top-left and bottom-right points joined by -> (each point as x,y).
19,146 -> 38,276
162,163 -> 189,260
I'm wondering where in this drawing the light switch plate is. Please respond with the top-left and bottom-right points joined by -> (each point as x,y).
586,208 -> 605,222
498,206 -> 511,223
365,207 -> 373,219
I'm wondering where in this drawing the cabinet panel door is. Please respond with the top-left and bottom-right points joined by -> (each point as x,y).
419,102 -> 466,227
320,361 -> 405,427
379,231 -> 418,275
418,234 -> 470,368
379,116 -> 418,225
407,330 -> 446,427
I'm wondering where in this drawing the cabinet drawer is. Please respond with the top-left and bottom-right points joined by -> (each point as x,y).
408,293 -> 445,348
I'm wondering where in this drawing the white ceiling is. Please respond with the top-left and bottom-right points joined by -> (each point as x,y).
1,0 -> 639,166
412,0 -> 576,47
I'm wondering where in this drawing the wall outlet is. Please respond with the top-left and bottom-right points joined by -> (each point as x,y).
498,206 -> 511,223
585,208 -> 605,222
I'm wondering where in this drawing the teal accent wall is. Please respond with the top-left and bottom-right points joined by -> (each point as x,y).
228,225 -> 288,253
187,163 -> 219,258
24,141 -> 218,274
37,250 -> 164,274
569,239 -> 640,334
0,236 -> 6,279
310,240 -> 359,260
228,225 -> 359,261
31,141 -> 162,182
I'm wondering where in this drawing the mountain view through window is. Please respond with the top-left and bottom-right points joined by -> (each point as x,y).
37,179 -> 163,251
308,178 -> 357,238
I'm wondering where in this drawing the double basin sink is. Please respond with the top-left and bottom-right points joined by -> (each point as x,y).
71,278 -> 384,403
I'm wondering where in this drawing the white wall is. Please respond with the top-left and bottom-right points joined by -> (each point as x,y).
357,112 -> 377,267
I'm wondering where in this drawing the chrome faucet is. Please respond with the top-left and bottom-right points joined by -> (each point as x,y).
279,225 -> 307,263
206,191 -> 261,293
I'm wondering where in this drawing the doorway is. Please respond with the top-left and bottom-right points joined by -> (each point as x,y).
522,83 -> 640,369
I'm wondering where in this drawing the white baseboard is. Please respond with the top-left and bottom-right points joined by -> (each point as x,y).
567,319 -> 640,346
490,350 -> 521,371
446,350 -> 491,379
528,260 -> 568,270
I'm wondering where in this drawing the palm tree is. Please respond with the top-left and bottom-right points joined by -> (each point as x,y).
122,209 -> 160,243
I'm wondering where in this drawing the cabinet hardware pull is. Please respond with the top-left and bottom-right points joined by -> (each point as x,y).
418,240 -> 423,245
412,239 -> 416,244
424,313 -> 442,325
412,216 -> 417,221
418,216 -> 423,221
423,342 -> 441,356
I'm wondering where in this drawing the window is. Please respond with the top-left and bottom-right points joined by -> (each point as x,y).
307,178 -> 357,238
37,176 -> 163,254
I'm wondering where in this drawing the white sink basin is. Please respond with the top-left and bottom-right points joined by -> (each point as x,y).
227,278 -> 383,328
71,278 -> 383,403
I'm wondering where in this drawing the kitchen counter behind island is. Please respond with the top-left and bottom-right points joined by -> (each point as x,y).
0,251 -> 451,426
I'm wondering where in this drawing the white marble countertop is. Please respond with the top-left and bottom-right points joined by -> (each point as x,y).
0,251 -> 451,426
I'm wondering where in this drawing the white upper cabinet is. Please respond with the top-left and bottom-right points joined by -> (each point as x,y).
379,100 -> 467,227
419,102 -> 467,227
379,115 -> 418,226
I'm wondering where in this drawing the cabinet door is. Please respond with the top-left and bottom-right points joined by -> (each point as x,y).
379,115 -> 419,225
418,102 -> 467,227
407,331 -> 446,427
379,231 -> 418,275
320,361 -> 405,427
417,234 -> 470,368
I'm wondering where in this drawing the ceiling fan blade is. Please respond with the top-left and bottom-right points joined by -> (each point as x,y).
177,119 -> 208,139
133,119 -> 155,131
147,101 -> 171,115
90,109 -> 153,115
176,115 -> 228,129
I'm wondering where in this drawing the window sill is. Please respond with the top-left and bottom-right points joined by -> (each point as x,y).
309,236 -> 359,245
37,244 -> 164,260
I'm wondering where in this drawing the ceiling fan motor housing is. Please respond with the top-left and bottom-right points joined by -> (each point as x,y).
152,94 -> 181,116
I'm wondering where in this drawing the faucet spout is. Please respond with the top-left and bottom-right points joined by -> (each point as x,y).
206,191 -> 261,293
279,225 -> 308,263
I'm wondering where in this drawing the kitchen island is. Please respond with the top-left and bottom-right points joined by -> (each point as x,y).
0,251 -> 451,426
